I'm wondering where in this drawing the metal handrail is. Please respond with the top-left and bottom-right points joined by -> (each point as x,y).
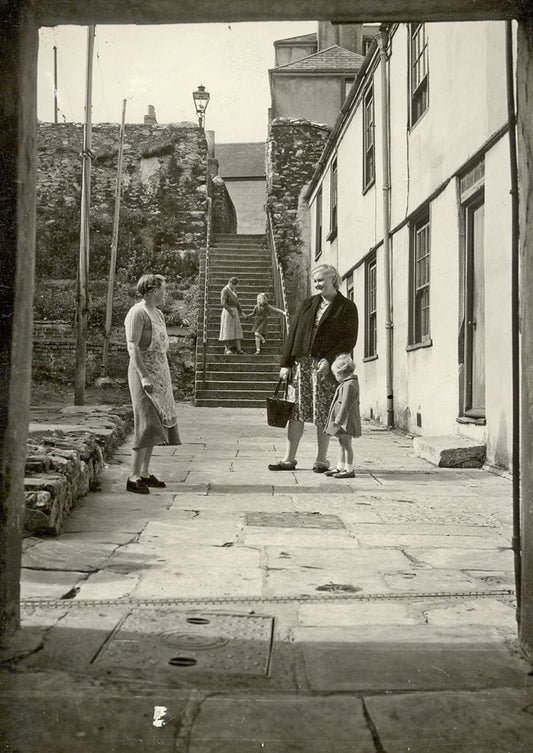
267,209 -> 289,344
201,196 -> 212,388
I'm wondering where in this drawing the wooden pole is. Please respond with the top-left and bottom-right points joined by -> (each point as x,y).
53,45 -> 58,124
74,25 -> 95,405
102,98 -> 127,377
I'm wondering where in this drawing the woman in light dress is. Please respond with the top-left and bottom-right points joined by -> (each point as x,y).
124,274 -> 180,494
219,276 -> 244,354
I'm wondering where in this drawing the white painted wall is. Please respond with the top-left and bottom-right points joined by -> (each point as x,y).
224,179 -> 266,235
307,21 -> 513,467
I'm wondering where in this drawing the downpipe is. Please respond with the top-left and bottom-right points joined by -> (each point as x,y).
505,21 -> 521,627
379,26 -> 394,428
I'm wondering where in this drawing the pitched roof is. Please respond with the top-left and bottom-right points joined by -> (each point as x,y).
273,45 -> 365,73
274,32 -> 317,46
216,142 -> 266,178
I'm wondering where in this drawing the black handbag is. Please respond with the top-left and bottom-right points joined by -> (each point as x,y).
266,378 -> 294,428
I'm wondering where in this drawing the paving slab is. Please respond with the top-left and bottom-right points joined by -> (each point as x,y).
188,695 -> 375,753
0,680 -> 189,753
410,548 -> 514,571
424,598 -> 516,627
169,493 -> 295,512
20,568 -> 87,599
365,688 -> 533,753
301,640 -> 527,692
297,601 -> 420,627
22,538 -> 124,572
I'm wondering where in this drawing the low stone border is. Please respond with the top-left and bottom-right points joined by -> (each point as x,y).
24,405 -> 133,536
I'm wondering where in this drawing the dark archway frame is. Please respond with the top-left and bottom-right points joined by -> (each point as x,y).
1,0 -> 532,649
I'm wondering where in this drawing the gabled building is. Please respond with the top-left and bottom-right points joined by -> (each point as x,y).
305,21 -> 514,469
269,22 -> 378,128
215,142 -> 266,235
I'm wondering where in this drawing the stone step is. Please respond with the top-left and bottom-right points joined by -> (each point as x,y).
413,435 -> 486,468
196,355 -> 280,368
196,379 -> 277,392
196,371 -> 278,384
194,397 -> 266,408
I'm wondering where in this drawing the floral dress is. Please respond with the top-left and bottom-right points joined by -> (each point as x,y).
125,301 -> 180,450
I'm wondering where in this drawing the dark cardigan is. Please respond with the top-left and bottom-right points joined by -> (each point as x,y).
280,292 -> 358,368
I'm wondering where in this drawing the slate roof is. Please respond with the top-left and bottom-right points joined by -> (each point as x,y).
216,142 -> 266,179
273,45 -> 365,72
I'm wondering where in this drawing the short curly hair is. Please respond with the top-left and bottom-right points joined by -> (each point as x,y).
137,274 -> 166,296
311,264 -> 341,289
332,353 -> 356,380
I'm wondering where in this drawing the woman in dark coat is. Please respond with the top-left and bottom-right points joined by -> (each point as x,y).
268,264 -> 358,473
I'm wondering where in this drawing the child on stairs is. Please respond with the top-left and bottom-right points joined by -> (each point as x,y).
244,293 -> 287,354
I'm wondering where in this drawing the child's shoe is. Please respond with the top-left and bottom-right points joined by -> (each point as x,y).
325,467 -> 342,476
333,469 -> 355,479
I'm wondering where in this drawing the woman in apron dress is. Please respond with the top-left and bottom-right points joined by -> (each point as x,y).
124,274 -> 180,494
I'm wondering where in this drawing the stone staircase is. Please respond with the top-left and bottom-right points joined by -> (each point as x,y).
195,233 -> 285,408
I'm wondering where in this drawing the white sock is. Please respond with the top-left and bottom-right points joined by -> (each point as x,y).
346,463 -> 353,472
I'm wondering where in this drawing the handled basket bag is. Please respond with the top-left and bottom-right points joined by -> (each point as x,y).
266,378 -> 294,428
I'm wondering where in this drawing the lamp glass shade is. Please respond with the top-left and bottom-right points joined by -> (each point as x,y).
193,85 -> 210,115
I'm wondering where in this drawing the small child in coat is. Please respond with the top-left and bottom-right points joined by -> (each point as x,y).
325,354 -> 362,479
244,293 -> 287,354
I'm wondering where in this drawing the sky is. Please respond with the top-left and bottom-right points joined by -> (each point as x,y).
37,22 -> 317,143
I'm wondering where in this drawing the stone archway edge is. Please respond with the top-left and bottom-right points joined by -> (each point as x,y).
34,0 -> 530,26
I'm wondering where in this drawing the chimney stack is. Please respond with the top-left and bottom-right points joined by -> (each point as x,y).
144,105 -> 157,125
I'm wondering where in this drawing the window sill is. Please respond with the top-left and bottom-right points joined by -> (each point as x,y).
363,354 -> 378,362
326,228 -> 338,242
406,338 -> 433,352
362,178 -> 375,196
409,106 -> 429,132
456,415 -> 486,426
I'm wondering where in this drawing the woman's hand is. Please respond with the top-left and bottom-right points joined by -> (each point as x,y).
317,358 -> 330,379
279,367 -> 291,381
141,376 -> 154,394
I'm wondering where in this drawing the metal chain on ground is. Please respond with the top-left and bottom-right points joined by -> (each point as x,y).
21,588 -> 515,610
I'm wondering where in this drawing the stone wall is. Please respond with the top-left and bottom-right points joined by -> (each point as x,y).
266,117 -> 331,311
36,121 -> 212,280
210,175 -> 237,234
32,322 -> 196,401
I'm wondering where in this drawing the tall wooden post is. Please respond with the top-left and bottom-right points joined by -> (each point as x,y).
102,98 -> 127,377
74,25 -> 95,405
0,2 -> 38,645
518,16 -> 533,653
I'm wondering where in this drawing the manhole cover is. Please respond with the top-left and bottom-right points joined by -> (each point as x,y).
93,611 -> 274,676
245,512 -> 345,529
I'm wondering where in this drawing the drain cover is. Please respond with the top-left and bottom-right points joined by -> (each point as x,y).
245,512 -> 345,529
94,611 -> 274,676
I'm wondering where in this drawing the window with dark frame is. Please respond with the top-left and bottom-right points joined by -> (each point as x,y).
314,188 -> 323,260
328,158 -> 338,239
409,211 -> 431,345
409,23 -> 429,126
365,256 -> 377,357
363,85 -> 375,190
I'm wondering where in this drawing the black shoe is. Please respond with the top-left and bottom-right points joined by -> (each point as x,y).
268,460 -> 297,471
141,474 -> 166,488
126,478 -> 149,494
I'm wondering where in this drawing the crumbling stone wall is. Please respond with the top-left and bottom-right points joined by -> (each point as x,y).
36,121 -> 210,280
266,117 -> 331,311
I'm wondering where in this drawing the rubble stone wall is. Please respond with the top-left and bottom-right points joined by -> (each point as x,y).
37,121 -> 211,280
266,118 -> 331,311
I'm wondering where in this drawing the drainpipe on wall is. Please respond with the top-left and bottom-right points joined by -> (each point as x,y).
505,21 -> 521,628
378,25 -> 394,428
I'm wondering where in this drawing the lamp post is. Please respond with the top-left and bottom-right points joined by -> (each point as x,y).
192,84 -> 210,129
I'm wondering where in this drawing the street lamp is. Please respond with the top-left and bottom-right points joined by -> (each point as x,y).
192,84 -> 210,129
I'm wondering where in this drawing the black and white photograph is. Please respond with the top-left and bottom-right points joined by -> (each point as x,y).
1,1 -> 533,750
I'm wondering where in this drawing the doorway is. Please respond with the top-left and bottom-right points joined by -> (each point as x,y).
460,160 -> 486,419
